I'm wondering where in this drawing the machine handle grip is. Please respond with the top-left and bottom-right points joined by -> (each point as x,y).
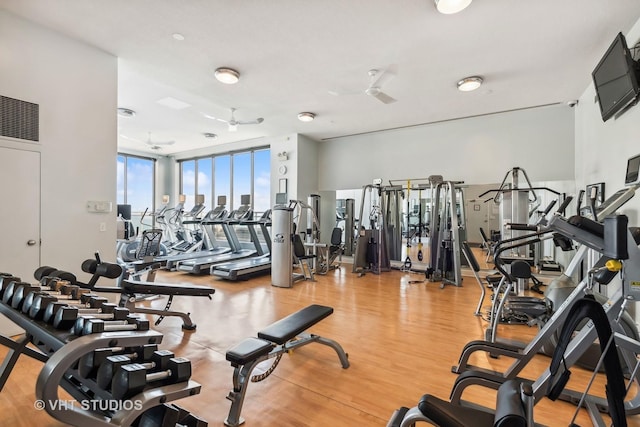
556,196 -> 573,214
542,200 -> 557,215
506,223 -> 538,231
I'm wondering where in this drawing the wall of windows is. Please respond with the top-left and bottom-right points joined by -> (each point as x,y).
117,154 -> 156,214
179,148 -> 270,214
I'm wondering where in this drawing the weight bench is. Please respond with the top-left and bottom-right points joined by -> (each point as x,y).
387,379 -> 533,427
224,304 -> 350,427
82,255 -> 215,330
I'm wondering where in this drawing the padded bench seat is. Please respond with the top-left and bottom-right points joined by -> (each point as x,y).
226,337 -> 274,366
120,280 -> 215,297
257,304 -> 333,344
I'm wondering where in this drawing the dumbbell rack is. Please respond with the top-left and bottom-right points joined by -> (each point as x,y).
0,300 -> 202,427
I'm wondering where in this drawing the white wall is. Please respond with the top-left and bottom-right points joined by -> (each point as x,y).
0,10 -> 117,279
318,104 -> 575,190
575,21 -> 640,226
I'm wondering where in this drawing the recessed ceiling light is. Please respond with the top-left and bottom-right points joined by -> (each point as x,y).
297,112 -> 316,122
117,108 -> 136,118
457,76 -> 483,92
434,0 -> 472,14
172,33 -> 185,41
214,67 -> 240,84
203,132 -> 218,139
156,96 -> 191,110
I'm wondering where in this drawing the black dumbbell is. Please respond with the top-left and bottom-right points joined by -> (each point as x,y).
0,275 -> 20,300
78,344 -> 159,379
11,283 -> 84,311
27,294 -> 60,320
2,281 -> 35,307
21,288 -> 90,316
97,349 -> 174,390
42,296 -> 110,325
76,317 -> 150,336
111,357 -> 191,400
67,306 -> 131,332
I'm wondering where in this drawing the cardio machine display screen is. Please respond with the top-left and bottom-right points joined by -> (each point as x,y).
625,154 -> 640,186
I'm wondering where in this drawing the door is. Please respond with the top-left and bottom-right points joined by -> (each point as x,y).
0,146 -> 40,335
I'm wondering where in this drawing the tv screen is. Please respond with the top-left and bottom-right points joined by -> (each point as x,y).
625,153 -> 640,186
592,32 -> 640,122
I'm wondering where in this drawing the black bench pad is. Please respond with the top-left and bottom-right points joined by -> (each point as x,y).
418,394 -> 495,427
257,304 -> 333,345
226,337 -> 275,365
120,280 -> 216,296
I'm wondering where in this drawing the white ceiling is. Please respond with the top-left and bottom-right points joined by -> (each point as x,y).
3,0 -> 640,155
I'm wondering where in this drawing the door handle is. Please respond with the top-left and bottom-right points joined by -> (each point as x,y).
27,240 -> 37,246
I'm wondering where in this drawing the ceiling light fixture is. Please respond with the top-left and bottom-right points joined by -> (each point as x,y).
457,76 -> 483,92
117,108 -> 136,118
214,67 -> 240,84
297,112 -> 315,122
203,132 -> 218,139
172,33 -> 185,41
434,0 -> 472,14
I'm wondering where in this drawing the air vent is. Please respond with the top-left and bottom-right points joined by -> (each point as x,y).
0,95 -> 39,142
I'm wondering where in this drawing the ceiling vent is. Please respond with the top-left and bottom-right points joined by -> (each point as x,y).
0,95 -> 39,142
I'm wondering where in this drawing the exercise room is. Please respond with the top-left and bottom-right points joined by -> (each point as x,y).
2,1 -> 640,426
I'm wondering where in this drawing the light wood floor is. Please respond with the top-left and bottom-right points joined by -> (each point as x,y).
1,248 -> 639,426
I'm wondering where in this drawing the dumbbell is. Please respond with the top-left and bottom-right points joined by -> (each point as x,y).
2,281 -> 36,308
21,289 -> 93,316
12,283 -> 83,311
0,274 -> 20,298
37,277 -> 88,299
42,296 -> 110,325
111,357 -> 191,400
78,344 -> 159,379
97,349 -> 174,390
76,317 -> 150,336
68,306 -> 131,332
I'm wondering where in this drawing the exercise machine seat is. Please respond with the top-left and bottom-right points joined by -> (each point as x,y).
257,304 -> 333,344
226,337 -> 274,366
417,394 -> 495,427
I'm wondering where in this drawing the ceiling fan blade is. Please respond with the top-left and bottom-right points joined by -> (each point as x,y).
370,65 -> 398,90
372,91 -> 397,104
237,118 -> 264,125
119,134 -> 143,143
203,113 -> 229,124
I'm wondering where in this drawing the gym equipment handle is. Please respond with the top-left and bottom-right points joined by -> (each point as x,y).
507,223 -> 538,231
542,200 -> 557,216
556,195 -> 574,214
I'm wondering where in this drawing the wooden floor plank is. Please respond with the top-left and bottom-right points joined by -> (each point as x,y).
0,251 -> 638,426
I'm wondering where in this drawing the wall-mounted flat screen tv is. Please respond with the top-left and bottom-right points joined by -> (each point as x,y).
592,32 -> 640,122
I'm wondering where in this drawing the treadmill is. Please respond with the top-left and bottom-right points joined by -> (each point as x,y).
211,209 -> 272,280
176,194 -> 256,274
158,196 -> 232,270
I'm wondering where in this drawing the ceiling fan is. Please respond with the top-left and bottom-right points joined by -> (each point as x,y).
203,107 -> 264,132
329,66 -> 398,104
120,132 -> 176,150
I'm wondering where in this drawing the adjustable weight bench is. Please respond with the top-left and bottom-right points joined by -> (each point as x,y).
224,304 -> 350,427
82,255 -> 215,330
115,279 -> 215,330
